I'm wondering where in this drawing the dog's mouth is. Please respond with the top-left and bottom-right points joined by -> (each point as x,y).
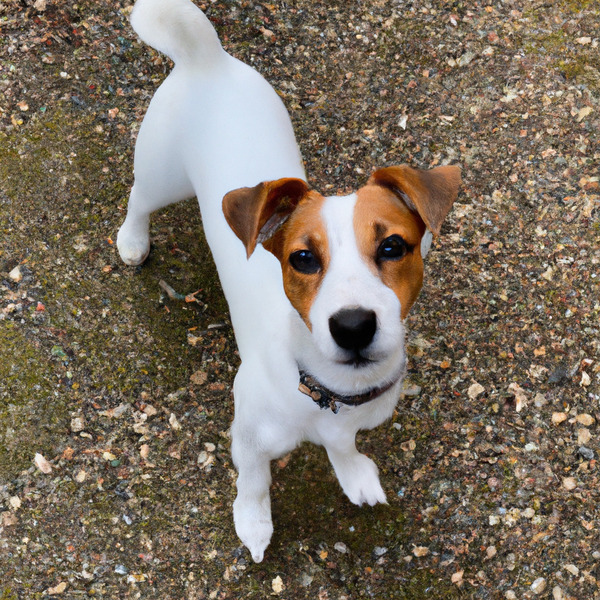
338,353 -> 374,368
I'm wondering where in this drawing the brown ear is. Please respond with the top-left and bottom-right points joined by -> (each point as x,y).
368,165 -> 461,235
222,178 -> 310,258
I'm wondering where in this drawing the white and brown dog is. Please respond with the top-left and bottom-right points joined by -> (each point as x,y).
117,0 -> 461,562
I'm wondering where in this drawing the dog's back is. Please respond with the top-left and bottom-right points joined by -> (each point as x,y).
121,0 -> 305,356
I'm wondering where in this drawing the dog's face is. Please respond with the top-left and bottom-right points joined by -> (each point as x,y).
223,165 -> 461,392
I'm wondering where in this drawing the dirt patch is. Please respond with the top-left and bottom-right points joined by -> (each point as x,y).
1,0 -> 599,598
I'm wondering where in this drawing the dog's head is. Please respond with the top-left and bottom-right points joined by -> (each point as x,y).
223,165 -> 460,393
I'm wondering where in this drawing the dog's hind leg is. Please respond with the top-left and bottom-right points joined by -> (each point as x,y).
117,107 -> 194,266
117,179 -> 192,265
117,184 -> 156,266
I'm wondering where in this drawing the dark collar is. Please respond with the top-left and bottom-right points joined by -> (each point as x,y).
298,369 -> 400,414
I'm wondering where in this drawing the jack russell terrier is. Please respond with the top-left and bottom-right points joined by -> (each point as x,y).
117,0 -> 461,563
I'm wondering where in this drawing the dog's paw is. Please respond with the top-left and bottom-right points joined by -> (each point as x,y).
116,225 -> 150,266
336,454 -> 387,507
233,497 -> 273,563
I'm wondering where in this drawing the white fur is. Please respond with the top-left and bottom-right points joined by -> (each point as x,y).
118,0 -> 405,563
420,229 -> 433,258
302,194 -> 407,394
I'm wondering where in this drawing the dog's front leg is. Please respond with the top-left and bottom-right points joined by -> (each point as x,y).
231,435 -> 274,563
325,433 -> 387,507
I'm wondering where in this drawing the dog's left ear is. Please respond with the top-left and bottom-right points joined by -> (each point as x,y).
368,165 -> 461,236
223,178 -> 310,258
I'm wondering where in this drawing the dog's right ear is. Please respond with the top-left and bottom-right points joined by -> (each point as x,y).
223,178 -> 310,258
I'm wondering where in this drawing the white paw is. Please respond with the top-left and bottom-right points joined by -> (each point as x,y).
116,225 -> 150,266
337,454 -> 387,507
233,497 -> 273,563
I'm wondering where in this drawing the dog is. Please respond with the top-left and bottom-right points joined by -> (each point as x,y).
117,0 -> 461,563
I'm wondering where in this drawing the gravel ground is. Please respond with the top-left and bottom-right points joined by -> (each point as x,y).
1,0 -> 599,598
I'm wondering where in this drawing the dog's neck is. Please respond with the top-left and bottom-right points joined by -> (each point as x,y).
297,369 -> 401,414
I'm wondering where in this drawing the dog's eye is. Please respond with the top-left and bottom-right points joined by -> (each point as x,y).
377,235 -> 409,261
289,250 -> 320,274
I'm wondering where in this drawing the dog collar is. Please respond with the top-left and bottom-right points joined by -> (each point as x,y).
298,369 -> 400,414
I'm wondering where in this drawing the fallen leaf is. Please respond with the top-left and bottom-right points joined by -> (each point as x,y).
452,570 -> 464,585
576,106 -> 593,122
46,582 -> 67,595
190,370 -> 208,386
508,382 -> 527,412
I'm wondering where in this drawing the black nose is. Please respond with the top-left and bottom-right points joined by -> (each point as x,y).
329,308 -> 377,352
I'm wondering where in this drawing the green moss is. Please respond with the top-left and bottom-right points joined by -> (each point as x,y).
521,2 -> 600,90
0,325 -> 68,477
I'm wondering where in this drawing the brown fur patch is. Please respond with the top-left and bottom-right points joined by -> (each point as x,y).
266,192 -> 328,328
354,185 -> 426,319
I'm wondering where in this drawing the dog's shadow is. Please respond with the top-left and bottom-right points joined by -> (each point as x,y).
269,442 -> 396,559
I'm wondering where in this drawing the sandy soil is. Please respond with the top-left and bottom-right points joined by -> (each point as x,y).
1,0 -> 599,598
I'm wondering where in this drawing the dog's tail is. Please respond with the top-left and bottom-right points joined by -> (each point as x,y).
130,0 -> 225,67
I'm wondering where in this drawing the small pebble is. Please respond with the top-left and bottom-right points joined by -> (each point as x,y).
468,382 -> 485,399
553,585 -> 564,600
70,416 -> 85,433
562,477 -> 577,491
575,413 -> 595,426
114,565 -> 128,575
169,412 -> 182,431
8,265 -> 22,282
564,563 -> 579,576
34,453 -> 52,474
334,542 -> 348,553
552,412 -> 568,425
271,575 -> 284,594
578,428 -> 592,445
530,577 -> 546,594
